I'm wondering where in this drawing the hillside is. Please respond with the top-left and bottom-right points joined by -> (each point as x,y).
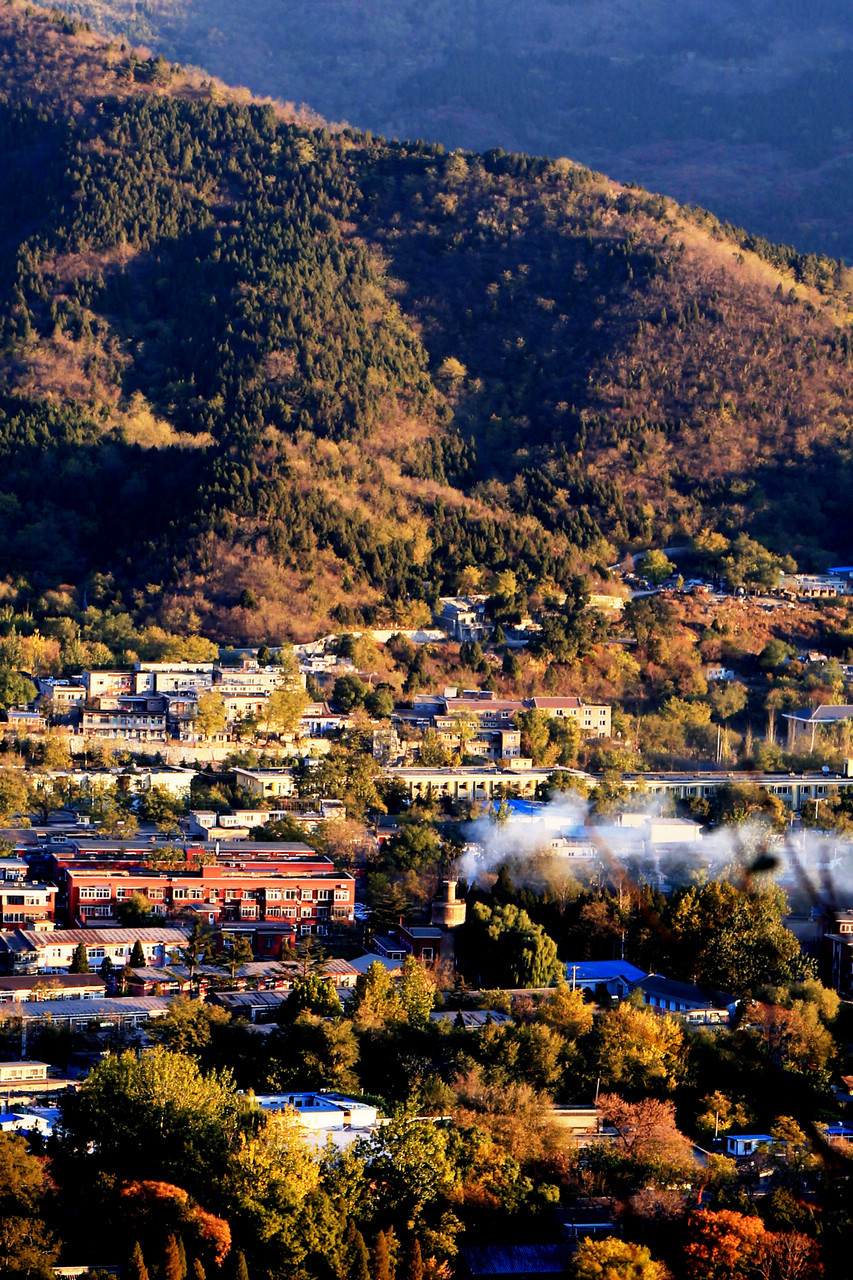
1,3 -> 853,645
45,0 -> 853,261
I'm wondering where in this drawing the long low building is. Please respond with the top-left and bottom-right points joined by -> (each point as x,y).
383,765 -> 564,801
64,862 -> 356,935
626,769 -> 853,811
0,927 -> 189,975
385,763 -> 853,814
16,996 -> 172,1032
0,973 -> 106,1004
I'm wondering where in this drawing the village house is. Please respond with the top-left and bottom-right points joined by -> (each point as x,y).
15,996 -> 172,1036
436,596 -> 489,641
402,690 -> 612,747
232,767 -> 296,799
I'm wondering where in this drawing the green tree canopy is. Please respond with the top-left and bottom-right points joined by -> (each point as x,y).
464,902 -> 563,989
60,1048 -> 251,1192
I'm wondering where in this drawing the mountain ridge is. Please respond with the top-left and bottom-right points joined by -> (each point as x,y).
1,2 -> 853,645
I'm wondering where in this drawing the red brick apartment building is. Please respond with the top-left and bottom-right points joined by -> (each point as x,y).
65,863 -> 355,936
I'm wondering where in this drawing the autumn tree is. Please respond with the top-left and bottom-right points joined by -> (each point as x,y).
640,550 -> 676,585
596,1094 -> 697,1184
279,974 -> 343,1022
194,692 -> 227,740
682,1210 -> 766,1280
573,1237 -> 671,1279
264,680 -> 309,741
536,983 -> 594,1039
399,955 -> 436,1030
350,962 -> 403,1028
265,1014 -> 359,1094
594,1000 -> 684,1095
118,892 -> 156,926
147,998 -> 232,1059
224,1110 -> 324,1273
0,1133 -> 58,1280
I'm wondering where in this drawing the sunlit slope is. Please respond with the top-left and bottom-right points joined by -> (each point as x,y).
1,4 -> 852,640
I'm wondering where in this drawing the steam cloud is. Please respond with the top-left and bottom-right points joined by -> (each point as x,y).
460,791 -> 853,904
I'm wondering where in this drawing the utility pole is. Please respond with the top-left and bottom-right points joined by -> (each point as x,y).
570,964 -> 578,991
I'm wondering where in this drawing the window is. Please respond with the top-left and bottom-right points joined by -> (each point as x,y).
173,888 -> 186,900
266,889 -> 281,901
115,888 -> 127,899
301,889 -> 313,901
284,889 -> 298,900
301,907 -> 312,917
317,889 -> 331,901
334,890 -> 349,901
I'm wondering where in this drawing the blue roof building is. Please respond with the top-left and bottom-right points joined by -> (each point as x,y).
565,960 -> 647,999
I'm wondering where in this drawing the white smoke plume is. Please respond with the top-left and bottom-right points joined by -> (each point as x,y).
459,791 -> 853,906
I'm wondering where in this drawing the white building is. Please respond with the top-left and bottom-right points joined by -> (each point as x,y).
251,1091 -> 380,1148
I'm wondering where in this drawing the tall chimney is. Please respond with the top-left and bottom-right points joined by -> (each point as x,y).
431,879 -> 466,930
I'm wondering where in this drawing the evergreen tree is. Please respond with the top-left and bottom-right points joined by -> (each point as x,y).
217,935 -> 254,980
373,1230 -> 393,1280
233,1252 -> 249,1280
129,940 -> 146,967
405,1240 -> 423,1280
345,1222 -> 370,1280
128,1242 -> 149,1280
69,942 -> 90,974
191,1261 -> 205,1280
176,1236 -> 187,1280
163,1236 -> 183,1280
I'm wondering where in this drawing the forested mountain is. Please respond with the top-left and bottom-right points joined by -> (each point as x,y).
45,0 -> 853,261
2,3 -> 853,643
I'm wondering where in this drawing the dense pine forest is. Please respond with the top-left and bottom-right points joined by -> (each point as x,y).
2,3 -> 853,643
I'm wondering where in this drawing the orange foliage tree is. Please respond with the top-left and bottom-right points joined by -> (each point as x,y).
120,1181 -> 231,1266
683,1210 -> 766,1280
